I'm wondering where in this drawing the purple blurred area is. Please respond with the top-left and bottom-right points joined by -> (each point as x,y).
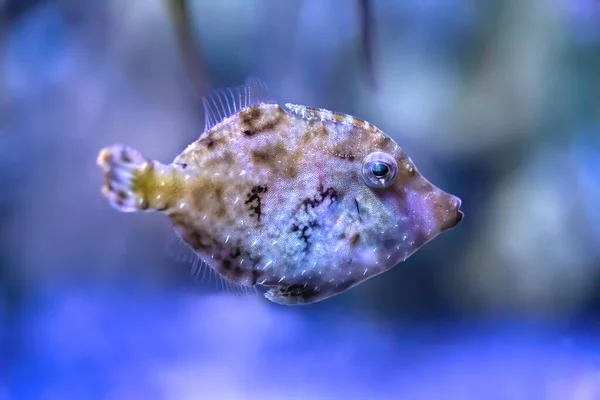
6,288 -> 600,400
2,0 -> 600,399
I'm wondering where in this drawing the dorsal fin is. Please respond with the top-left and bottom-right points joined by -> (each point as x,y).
202,77 -> 275,132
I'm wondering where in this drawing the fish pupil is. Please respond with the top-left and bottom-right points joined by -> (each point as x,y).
371,162 -> 390,178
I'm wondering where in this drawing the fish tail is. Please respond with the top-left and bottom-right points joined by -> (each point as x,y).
97,144 -> 183,213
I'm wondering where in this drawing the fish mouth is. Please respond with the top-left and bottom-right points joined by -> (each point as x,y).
455,198 -> 464,224
451,198 -> 464,228
440,196 -> 464,231
456,209 -> 464,225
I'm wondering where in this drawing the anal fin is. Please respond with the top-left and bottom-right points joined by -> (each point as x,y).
164,230 -> 258,297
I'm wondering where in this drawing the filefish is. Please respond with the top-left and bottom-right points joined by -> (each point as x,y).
97,78 -> 463,305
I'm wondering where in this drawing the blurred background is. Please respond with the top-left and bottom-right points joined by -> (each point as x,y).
2,0 -> 600,398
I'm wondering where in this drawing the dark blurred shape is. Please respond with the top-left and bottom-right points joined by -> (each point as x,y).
358,0 -> 376,90
164,0 -> 210,96
0,0 -> 46,22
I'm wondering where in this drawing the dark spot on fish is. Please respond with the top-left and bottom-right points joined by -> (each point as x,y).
290,219 -> 320,252
229,247 -> 242,259
250,269 -> 260,285
228,242 -> 262,271
116,189 -> 128,200
245,184 -> 268,222
231,265 -> 244,279
185,231 -> 205,252
251,148 -> 272,164
336,153 -> 356,161
349,232 -> 360,245
251,142 -> 298,179
239,106 -> 285,136
240,106 -> 262,125
120,148 -> 132,163
301,186 -> 338,212
218,257 -> 246,282
196,132 -> 228,150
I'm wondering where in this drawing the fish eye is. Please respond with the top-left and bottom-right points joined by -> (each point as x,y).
362,152 -> 397,189
371,162 -> 390,178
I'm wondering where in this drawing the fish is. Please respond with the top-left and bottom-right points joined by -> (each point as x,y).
96,77 -> 463,305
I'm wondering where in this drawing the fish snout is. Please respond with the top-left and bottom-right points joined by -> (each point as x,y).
439,194 -> 464,232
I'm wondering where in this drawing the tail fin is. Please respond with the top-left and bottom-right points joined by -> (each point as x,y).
97,144 -> 182,213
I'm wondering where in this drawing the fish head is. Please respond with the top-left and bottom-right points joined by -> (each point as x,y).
335,132 -> 464,272
261,132 -> 464,306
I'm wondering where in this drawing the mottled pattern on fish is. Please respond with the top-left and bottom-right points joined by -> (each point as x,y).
97,78 -> 463,305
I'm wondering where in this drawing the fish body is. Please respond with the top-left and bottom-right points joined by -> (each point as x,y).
97,78 -> 463,305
